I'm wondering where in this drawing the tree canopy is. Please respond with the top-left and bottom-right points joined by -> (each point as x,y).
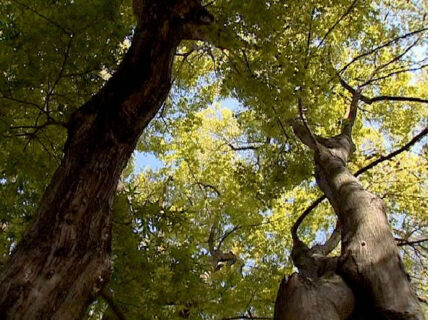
0,0 -> 427,319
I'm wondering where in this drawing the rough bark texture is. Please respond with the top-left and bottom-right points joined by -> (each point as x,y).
275,101 -> 424,319
316,138 -> 423,319
0,1 -> 213,319
274,273 -> 354,320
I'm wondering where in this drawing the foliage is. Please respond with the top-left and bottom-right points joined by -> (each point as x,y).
0,0 -> 427,319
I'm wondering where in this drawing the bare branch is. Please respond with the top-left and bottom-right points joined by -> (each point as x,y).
271,105 -> 290,141
363,95 -> 428,105
45,35 -> 74,111
361,39 -> 420,87
304,7 -> 315,68
226,143 -> 260,151
196,182 -> 221,196
291,195 -> 326,243
217,225 -> 241,250
339,77 -> 428,105
361,63 -> 428,87
396,237 -> 428,247
222,316 -> 271,320
312,222 -> 341,255
354,127 -> 428,177
339,27 -> 428,74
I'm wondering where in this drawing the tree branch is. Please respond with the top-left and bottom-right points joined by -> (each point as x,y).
362,95 -> 428,105
222,316 -> 271,320
291,195 -> 326,243
45,35 -> 74,112
339,77 -> 428,106
100,290 -> 127,320
11,0 -> 72,35
395,237 -> 428,247
361,39 -> 420,87
317,0 -> 359,49
354,127 -> 428,176
361,63 -> 428,87
339,27 -> 428,74
312,222 -> 341,255
293,127 -> 428,241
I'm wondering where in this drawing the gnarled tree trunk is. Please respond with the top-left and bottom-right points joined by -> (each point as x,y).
274,91 -> 425,319
0,1 -> 213,319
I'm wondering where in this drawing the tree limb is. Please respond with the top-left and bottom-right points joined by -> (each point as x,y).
361,63 -> 428,87
317,0 -> 359,49
354,127 -> 428,176
395,237 -> 428,247
339,77 -> 428,105
292,127 -> 428,242
100,290 -> 127,320
362,95 -> 428,105
339,27 -> 428,74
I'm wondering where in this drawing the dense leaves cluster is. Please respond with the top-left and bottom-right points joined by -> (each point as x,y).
0,0 -> 427,319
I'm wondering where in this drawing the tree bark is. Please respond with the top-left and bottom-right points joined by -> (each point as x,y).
0,1 -> 213,319
315,138 -> 423,319
275,97 -> 424,319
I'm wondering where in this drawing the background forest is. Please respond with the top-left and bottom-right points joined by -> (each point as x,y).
0,0 -> 427,319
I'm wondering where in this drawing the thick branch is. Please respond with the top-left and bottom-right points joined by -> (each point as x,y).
293,128 -> 428,242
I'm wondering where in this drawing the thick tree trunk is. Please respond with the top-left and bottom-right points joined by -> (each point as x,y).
275,110 -> 424,319
0,1 -> 212,319
315,140 -> 423,319
274,273 -> 354,320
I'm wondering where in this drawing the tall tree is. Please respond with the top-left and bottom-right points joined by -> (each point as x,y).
274,90 -> 426,319
0,0 -> 427,319
0,0 -> 214,318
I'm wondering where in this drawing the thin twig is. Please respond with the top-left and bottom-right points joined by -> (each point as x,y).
361,63 -> 428,87
317,0 -> 359,49
11,0 -> 71,35
45,35 -> 73,111
339,27 -> 428,74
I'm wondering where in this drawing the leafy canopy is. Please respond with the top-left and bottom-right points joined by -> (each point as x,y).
0,0 -> 427,319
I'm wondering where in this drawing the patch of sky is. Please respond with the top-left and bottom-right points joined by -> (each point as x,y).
134,152 -> 163,173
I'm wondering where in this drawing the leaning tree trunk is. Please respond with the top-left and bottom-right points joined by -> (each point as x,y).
0,1 -> 213,319
274,92 -> 424,319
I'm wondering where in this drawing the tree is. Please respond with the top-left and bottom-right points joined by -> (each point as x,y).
0,0 -> 215,318
0,0 -> 427,319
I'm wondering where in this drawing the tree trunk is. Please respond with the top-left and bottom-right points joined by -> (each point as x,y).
315,139 -> 423,319
0,1 -> 212,319
275,101 -> 424,319
274,273 -> 354,320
